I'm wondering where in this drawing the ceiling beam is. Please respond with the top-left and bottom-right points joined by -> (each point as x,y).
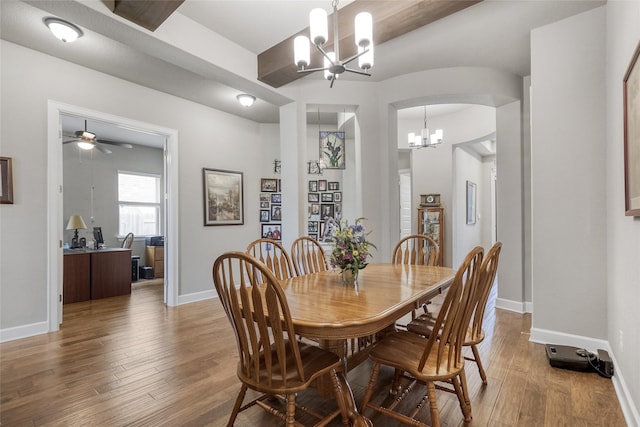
257,0 -> 482,88
112,0 -> 185,32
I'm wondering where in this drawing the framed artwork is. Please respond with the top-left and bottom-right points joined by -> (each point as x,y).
624,41 -> 640,216
320,203 -> 334,219
308,193 -> 319,202
308,221 -> 318,233
203,168 -> 244,226
271,193 -> 281,203
328,181 -> 339,191
309,180 -> 318,192
0,157 -> 14,204
260,178 -> 278,192
320,131 -> 346,169
334,202 -> 342,220
321,192 -> 334,202
260,201 -> 269,209
260,193 -> 271,202
271,204 -> 282,221
260,210 -> 270,222
310,203 -> 320,215
261,224 -> 282,241
318,180 -> 328,191
466,180 -> 477,225
334,192 -> 342,202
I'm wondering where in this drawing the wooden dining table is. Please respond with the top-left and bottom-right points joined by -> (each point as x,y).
277,263 -> 456,425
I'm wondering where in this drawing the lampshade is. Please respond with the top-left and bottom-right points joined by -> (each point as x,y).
77,140 -> 96,150
294,36 -> 310,68
354,12 -> 372,48
66,214 -> 87,230
236,94 -> 256,107
44,18 -> 83,43
309,8 -> 328,46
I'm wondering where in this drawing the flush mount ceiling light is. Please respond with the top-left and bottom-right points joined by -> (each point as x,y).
409,106 -> 444,149
44,17 -> 83,43
237,94 -> 256,107
294,0 -> 373,88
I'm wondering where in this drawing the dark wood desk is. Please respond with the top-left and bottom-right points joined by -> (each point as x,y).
63,248 -> 132,304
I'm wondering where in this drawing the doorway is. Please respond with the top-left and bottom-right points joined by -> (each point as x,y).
47,102 -> 179,329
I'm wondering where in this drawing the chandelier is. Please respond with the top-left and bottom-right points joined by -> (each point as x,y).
409,106 -> 444,149
294,0 -> 373,88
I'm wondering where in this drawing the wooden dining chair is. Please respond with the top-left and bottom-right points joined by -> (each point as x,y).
290,236 -> 328,276
246,238 -> 295,280
212,251 -> 367,427
406,242 -> 502,384
121,232 -> 134,249
392,234 -> 440,324
360,246 -> 484,427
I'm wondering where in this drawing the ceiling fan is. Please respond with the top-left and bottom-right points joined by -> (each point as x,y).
63,120 -> 133,154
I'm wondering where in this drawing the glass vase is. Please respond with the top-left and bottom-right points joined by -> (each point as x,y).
340,268 -> 358,286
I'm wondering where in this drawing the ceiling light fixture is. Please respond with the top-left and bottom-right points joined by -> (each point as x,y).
237,94 -> 256,107
44,17 -> 83,43
294,0 -> 373,88
409,106 -> 444,149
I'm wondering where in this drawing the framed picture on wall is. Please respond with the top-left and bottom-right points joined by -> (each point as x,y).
260,178 -> 278,192
309,180 -> 318,192
260,210 -> 270,222
624,41 -> 640,216
318,180 -> 328,191
261,224 -> 282,241
466,180 -> 477,225
271,193 -> 281,203
334,192 -> 342,202
308,193 -> 319,202
320,131 -> 346,169
0,157 -> 14,204
321,193 -> 333,202
328,181 -> 339,191
271,204 -> 282,221
203,168 -> 244,226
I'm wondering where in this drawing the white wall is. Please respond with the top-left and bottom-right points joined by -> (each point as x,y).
0,41 -> 279,330
605,1 -> 640,423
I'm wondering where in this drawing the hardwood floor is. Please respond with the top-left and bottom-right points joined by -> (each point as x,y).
1,280 -> 626,426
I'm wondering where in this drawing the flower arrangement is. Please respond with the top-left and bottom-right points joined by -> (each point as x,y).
327,218 -> 376,284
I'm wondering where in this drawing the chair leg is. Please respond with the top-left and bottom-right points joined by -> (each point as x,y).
360,362 -> 381,417
451,373 -> 472,422
286,393 -> 296,426
471,344 -> 488,384
426,381 -> 441,427
227,384 -> 247,427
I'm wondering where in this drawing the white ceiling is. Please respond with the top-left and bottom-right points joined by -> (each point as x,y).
1,0 -> 604,145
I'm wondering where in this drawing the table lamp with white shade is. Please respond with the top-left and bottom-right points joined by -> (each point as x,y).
66,214 -> 87,248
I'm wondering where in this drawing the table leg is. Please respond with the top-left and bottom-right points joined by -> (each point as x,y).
331,369 -> 373,427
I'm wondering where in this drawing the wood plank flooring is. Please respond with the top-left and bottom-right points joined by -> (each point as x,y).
1,280 -> 626,426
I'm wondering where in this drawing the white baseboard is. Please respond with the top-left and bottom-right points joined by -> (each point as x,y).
0,321 -> 50,343
177,289 -> 217,305
530,327 -> 639,427
495,297 -> 526,313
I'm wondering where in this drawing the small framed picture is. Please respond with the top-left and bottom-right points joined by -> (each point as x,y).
334,192 -> 342,202
271,204 -> 282,221
277,179 -> 282,192
308,193 -> 319,202
0,157 -> 14,204
260,201 -> 269,209
320,203 -> 334,219
309,233 -> 318,241
310,203 -> 320,216
261,178 -> 278,192
321,193 -> 334,202
318,180 -> 328,191
260,210 -> 270,222
328,181 -> 339,191
309,180 -> 318,192
271,193 -> 281,203
260,193 -> 271,202
308,221 -> 318,233
261,224 -> 282,241
334,202 -> 342,220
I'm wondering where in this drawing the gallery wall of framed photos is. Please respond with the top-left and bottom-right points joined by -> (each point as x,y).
307,178 -> 342,241
259,177 -> 282,241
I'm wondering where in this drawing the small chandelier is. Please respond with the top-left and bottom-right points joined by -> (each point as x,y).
294,0 -> 373,88
409,106 -> 444,149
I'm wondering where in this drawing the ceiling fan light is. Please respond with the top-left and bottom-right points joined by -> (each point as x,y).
80,131 -> 96,140
309,8 -> 328,46
77,140 -> 95,150
294,36 -> 310,68
354,12 -> 372,48
237,94 -> 256,107
44,18 -> 83,43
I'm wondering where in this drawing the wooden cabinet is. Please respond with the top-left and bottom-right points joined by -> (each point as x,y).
417,206 -> 444,266
145,245 -> 164,278
63,248 -> 131,304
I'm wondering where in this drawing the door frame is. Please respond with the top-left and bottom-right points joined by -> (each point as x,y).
47,101 -> 179,330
